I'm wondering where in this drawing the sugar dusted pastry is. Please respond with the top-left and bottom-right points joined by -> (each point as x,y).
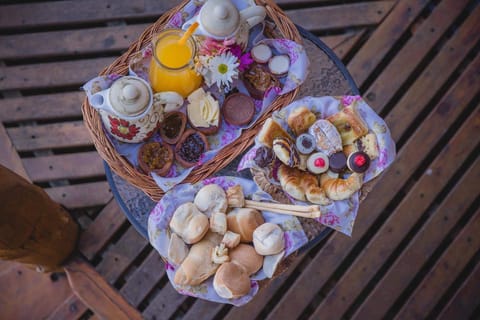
327,105 -> 369,145
287,106 -> 317,136
308,119 -> 343,156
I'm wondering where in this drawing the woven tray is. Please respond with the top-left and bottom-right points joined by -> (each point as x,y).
81,0 -> 303,201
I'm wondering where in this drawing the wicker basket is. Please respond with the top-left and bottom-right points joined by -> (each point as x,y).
82,0 -> 303,201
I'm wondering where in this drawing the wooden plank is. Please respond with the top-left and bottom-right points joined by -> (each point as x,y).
142,283 -> 188,320
182,300 -> 223,320
363,0 -> 468,111
0,57 -> 114,91
395,207 -> 480,319
352,157 -> 480,319
348,0 -> 430,87
46,293 -> 89,320
331,30 -> 366,60
96,226 -> 149,285
287,2 -> 395,32
386,5 -> 480,140
310,107 -> 480,319
45,181 -> 111,209
438,261 -> 480,320
23,151 -> 104,183
78,199 -> 127,260
0,24 -> 149,60
0,92 -> 84,123
320,31 -> 363,50
265,45 -> 480,320
0,123 -> 30,182
0,0 -> 181,29
119,250 -> 166,307
226,253 -> 307,320
65,257 -> 143,320
7,121 -> 92,152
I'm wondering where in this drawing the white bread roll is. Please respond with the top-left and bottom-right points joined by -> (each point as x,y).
194,184 -> 228,216
213,262 -> 251,299
227,208 -> 265,242
229,244 -> 263,275
253,223 -> 285,255
169,202 -> 209,244
167,233 -> 189,265
174,232 -> 222,286
222,231 -> 241,249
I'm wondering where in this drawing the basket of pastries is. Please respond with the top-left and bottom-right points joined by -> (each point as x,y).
81,0 -> 310,201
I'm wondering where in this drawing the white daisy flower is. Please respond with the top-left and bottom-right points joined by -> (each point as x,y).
208,51 -> 239,90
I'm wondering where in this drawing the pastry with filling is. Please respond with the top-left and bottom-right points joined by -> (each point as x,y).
327,105 -> 369,145
287,106 -> 317,136
175,129 -> 209,168
137,141 -> 173,177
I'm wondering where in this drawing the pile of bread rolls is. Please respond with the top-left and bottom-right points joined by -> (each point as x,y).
167,184 -> 286,299
254,104 -> 380,203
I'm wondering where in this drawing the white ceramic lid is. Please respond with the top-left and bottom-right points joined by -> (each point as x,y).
109,76 -> 151,117
200,0 -> 240,38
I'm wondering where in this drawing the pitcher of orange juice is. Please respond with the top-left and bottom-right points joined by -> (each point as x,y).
149,29 -> 203,98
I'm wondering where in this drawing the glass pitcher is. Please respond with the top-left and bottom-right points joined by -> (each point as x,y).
149,29 -> 203,98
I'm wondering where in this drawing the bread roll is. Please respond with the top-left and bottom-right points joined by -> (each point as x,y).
170,202 -> 209,244
287,106 -> 317,136
263,250 -> 285,278
278,165 -> 331,205
229,244 -> 263,275
227,208 -> 265,242
258,118 -> 293,148
210,211 -> 227,235
213,262 -> 251,299
253,223 -> 285,255
211,243 -> 229,264
194,184 -> 228,216
222,231 -> 241,249
327,105 -> 369,145
226,184 -> 245,208
168,233 -> 189,265
320,172 -> 363,200
174,232 -> 222,286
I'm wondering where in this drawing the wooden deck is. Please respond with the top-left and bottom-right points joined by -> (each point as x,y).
1,0 -> 479,319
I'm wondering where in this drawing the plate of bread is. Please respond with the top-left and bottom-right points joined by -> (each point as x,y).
147,176 -> 309,305
239,95 -> 396,236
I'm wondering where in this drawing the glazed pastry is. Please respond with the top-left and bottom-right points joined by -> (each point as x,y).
307,152 -> 329,174
258,118 -> 293,148
222,93 -> 255,126
187,88 -> 220,135
287,106 -> 317,136
278,164 -> 331,205
328,152 -> 347,173
251,44 -> 272,63
320,172 -> 363,200
272,137 -> 300,168
137,141 -> 174,177
243,63 -> 280,100
327,105 -> 369,145
296,133 -> 316,154
308,119 -> 343,155
268,55 -> 290,76
347,151 -> 371,173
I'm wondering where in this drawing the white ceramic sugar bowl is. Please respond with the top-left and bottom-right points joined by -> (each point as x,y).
89,76 -> 162,143
183,0 -> 266,45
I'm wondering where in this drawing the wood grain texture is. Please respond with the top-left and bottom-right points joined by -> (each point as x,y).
65,257 -> 143,320
142,283 -> 188,320
46,294 -> 89,320
0,123 -> 30,181
45,181 -> 111,209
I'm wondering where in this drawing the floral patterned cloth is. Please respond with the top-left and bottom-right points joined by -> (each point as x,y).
82,0 -> 309,192
147,176 -> 308,306
238,96 -> 396,236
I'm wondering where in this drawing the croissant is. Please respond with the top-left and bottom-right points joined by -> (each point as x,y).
278,165 -> 330,205
320,173 -> 363,200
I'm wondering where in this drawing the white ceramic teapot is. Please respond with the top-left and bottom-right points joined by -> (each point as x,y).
89,76 -> 162,143
183,0 -> 266,45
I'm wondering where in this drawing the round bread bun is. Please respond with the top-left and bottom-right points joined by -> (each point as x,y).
229,244 -> 263,275
213,262 -> 251,299
169,202 -> 209,244
253,223 -> 285,255
227,208 -> 265,242
194,184 -> 227,216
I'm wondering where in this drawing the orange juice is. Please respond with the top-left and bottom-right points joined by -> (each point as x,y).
149,29 -> 203,97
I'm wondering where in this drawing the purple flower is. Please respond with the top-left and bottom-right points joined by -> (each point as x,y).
229,45 -> 253,72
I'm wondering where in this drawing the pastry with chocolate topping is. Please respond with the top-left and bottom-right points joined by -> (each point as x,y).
328,151 -> 347,173
222,93 -> 255,126
347,151 -> 371,173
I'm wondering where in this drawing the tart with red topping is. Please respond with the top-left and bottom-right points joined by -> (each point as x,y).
307,152 -> 329,174
347,151 -> 371,173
